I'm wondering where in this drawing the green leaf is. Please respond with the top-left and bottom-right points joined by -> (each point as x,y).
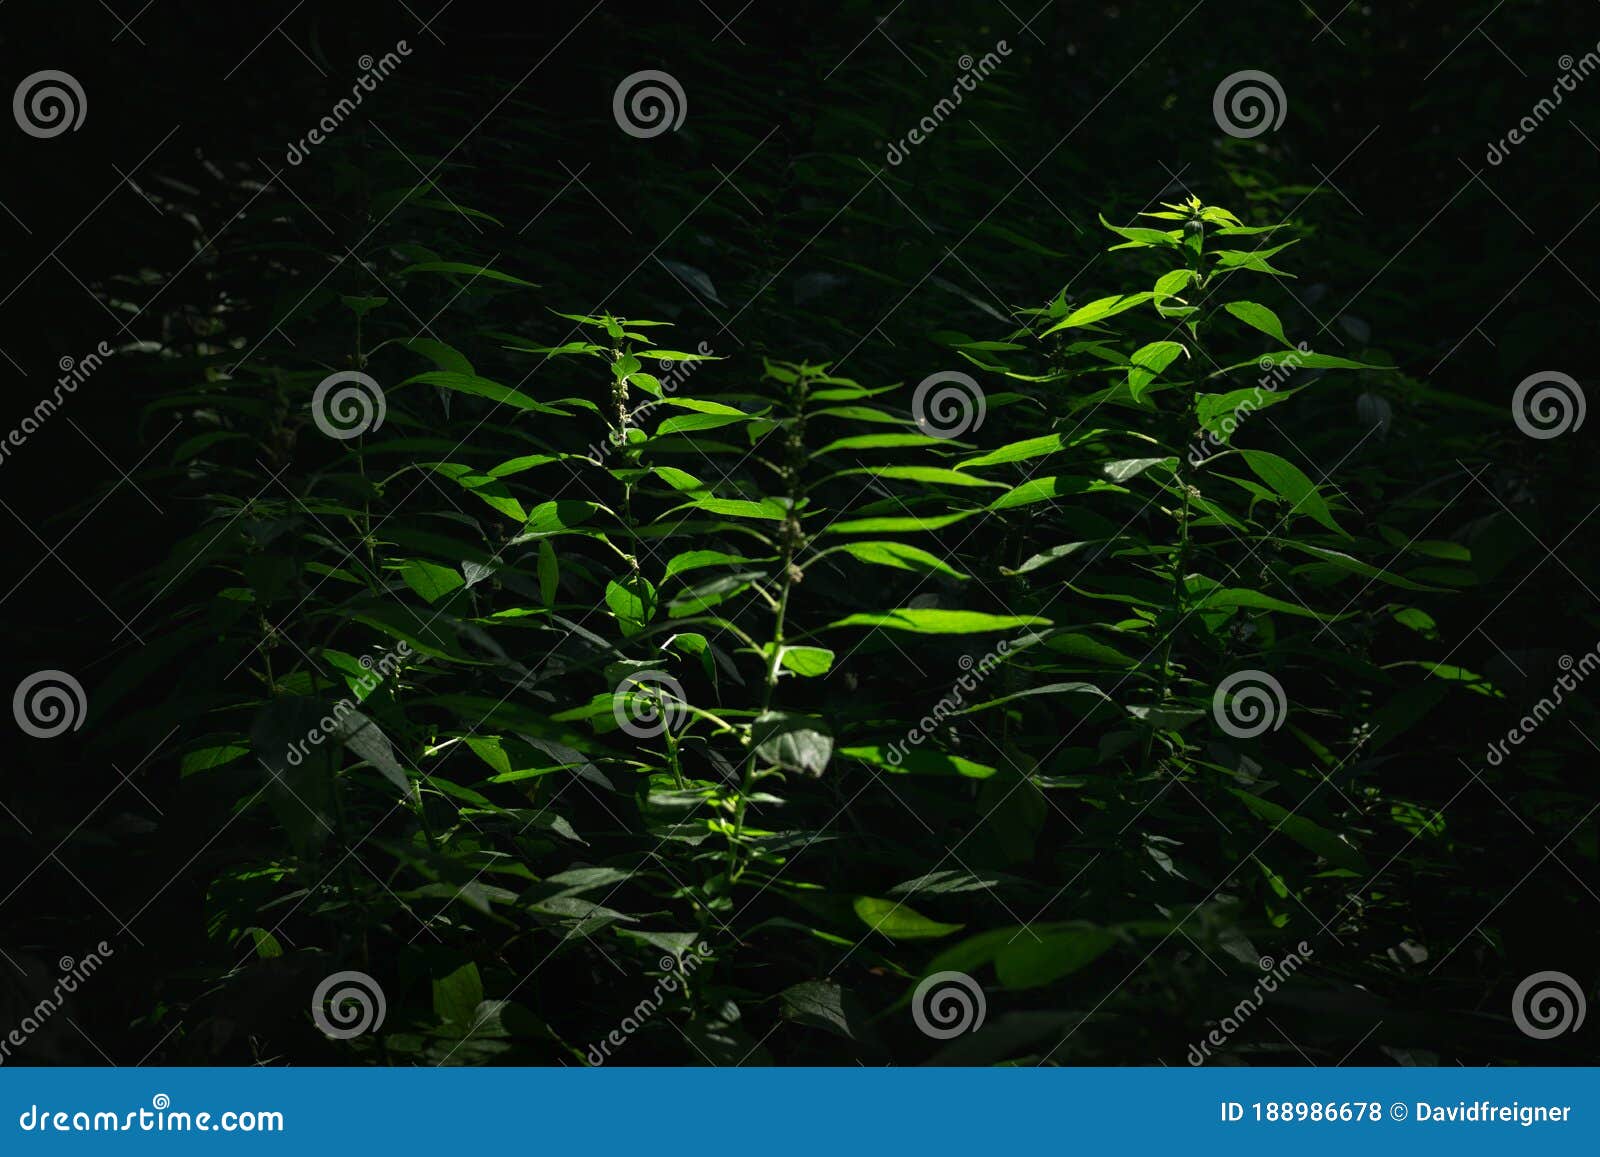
752,711 -> 833,777
402,371 -> 570,416
778,980 -> 859,1040
649,465 -> 709,493
995,927 -> 1117,989
828,540 -> 969,579
662,550 -> 759,582
815,433 -> 953,455
1190,586 -> 1350,622
778,645 -> 834,677
400,261 -> 538,287
1238,449 -> 1350,538
924,928 -> 1017,976
425,462 -> 527,521
1003,542 -> 1100,575
824,511 -> 977,535
524,500 -> 601,535
957,430 -> 1117,471
852,896 -> 964,940
834,465 -> 1006,489
839,745 -> 997,779
1224,301 -> 1292,346
1227,788 -> 1370,874
1126,340 -> 1187,401
399,336 -> 474,376
1211,240 -> 1299,277
988,476 -> 1126,511
669,495 -> 786,521
657,397 -> 750,416
639,348 -> 719,362
959,682 -> 1113,715
1153,268 -> 1195,303
1280,542 -> 1451,591
179,744 -> 249,777
1044,632 -> 1137,667
465,736 -> 514,776
604,575 -> 657,636
433,962 -> 485,1027
655,412 -> 753,437
1041,291 -> 1156,335
1279,351 -> 1378,371
1218,350 -> 1382,375
1098,213 -> 1181,249
244,927 -> 284,959
1102,457 -> 1172,482
400,559 -> 465,604
336,708 -> 412,799
486,453 -> 567,478
827,609 -> 1049,634
957,434 -> 1067,471
1195,387 -> 1298,440
341,295 -> 387,318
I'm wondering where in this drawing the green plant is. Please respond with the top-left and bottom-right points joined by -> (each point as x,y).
75,44 -> 1513,1062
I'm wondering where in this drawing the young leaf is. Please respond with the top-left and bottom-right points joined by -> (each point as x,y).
852,896 -> 964,940
827,609 -> 1049,633
1227,788 -> 1370,874
1237,450 -> 1351,538
1126,340 -> 1188,401
605,575 -> 658,636
777,646 -> 835,677
1224,301 -> 1293,347
752,711 -> 833,776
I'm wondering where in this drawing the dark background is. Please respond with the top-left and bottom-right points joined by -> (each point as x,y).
2,0 -> 1596,1064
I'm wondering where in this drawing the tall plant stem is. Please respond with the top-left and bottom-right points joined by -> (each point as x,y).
1146,220 -> 1207,771
728,367 -> 810,879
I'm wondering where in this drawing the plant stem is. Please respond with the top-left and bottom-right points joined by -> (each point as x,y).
728,366 -> 809,880
1147,216 -> 1207,770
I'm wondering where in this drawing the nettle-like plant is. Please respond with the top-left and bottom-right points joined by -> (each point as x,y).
511,322 -> 1063,1060
108,166 -> 1444,1065
875,198 -> 1442,1035
115,219 -> 1049,1062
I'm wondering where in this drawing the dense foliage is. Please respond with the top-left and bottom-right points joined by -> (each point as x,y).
4,0 -> 1595,1066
